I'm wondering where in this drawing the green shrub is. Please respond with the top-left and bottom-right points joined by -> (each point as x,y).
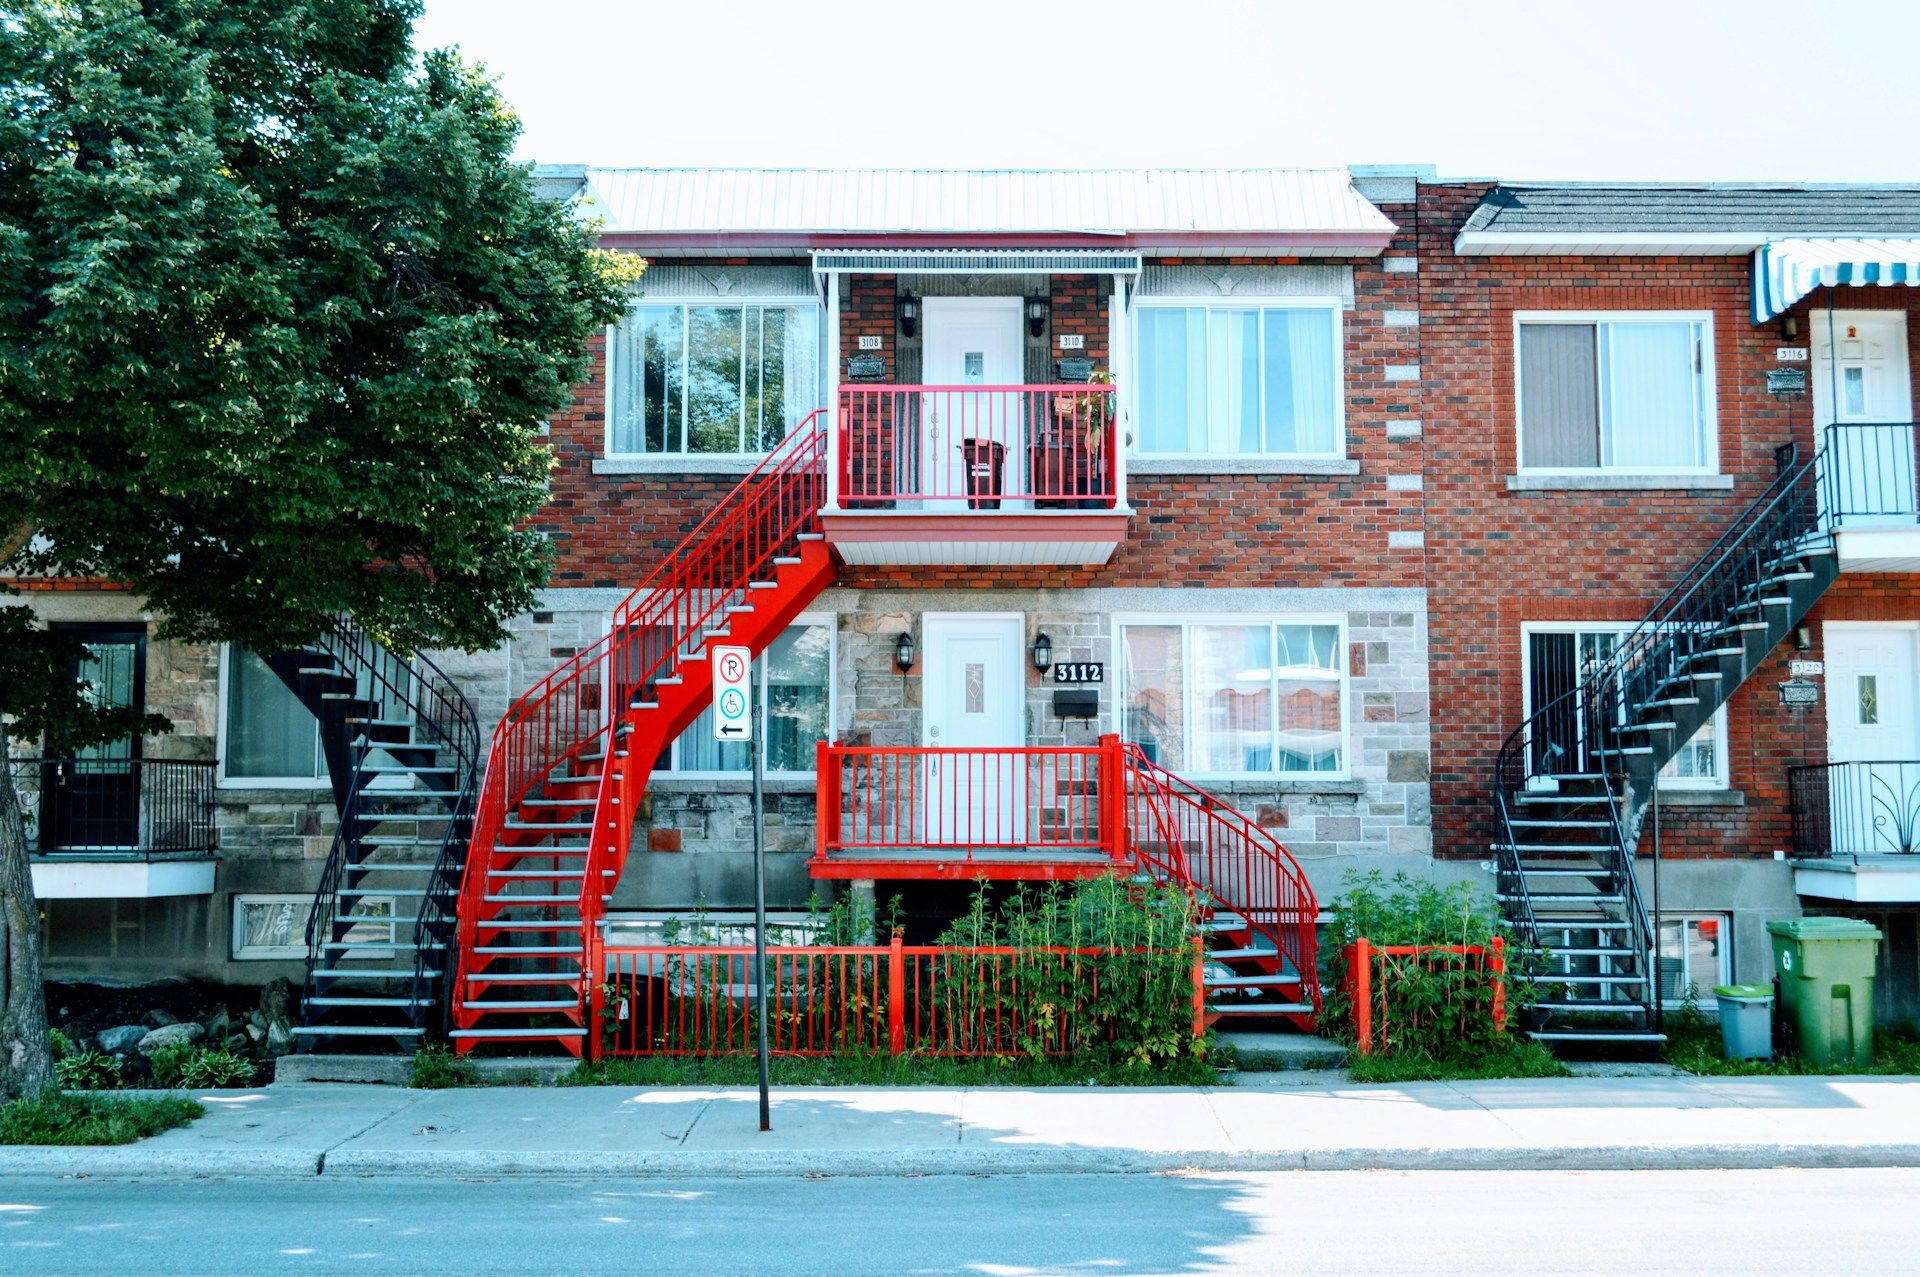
146,1041 -> 199,1087
1321,871 -> 1535,1065
49,1028 -> 73,1061
177,1049 -> 257,1088
409,1043 -> 480,1089
53,1048 -> 123,1091
0,1093 -> 203,1145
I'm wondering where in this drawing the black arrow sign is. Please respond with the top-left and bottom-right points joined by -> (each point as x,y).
720,723 -> 745,736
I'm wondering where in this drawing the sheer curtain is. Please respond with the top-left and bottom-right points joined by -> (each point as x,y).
227,649 -> 320,779
1265,308 -> 1337,453
1207,310 -> 1259,454
1603,322 -> 1701,468
1138,308 -> 1208,452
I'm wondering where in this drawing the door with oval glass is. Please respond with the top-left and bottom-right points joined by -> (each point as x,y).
922,614 -> 1027,846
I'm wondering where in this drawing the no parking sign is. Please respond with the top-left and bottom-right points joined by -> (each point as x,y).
711,645 -> 752,742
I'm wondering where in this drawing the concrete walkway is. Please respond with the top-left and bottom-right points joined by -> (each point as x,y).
6,1074 -> 1920,1178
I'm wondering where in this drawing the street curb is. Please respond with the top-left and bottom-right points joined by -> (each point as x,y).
11,1142 -> 1920,1180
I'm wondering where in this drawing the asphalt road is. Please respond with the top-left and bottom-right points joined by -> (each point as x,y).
1,1167 -> 1912,1275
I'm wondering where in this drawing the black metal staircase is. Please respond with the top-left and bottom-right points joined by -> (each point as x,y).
262,618 -> 480,1051
1491,446 -> 1839,1045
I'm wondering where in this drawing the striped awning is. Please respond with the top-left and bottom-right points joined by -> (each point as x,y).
1753,237 -> 1920,322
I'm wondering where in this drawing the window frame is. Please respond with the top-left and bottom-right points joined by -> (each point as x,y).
1656,913 -> 1734,1011
1519,621 -> 1731,791
1512,310 -> 1719,476
215,645 -> 329,791
1112,612 -> 1351,782
1130,296 -> 1347,461
604,295 -> 824,460
229,893 -> 397,961
644,613 -> 837,780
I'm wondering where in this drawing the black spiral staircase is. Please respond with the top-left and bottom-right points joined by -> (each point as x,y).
1492,446 -> 1839,1044
262,618 -> 479,1051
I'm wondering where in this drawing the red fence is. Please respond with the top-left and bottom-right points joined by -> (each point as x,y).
814,743 -> 1116,859
600,937 -> 1205,1058
1344,938 -> 1507,1057
838,384 -> 1116,509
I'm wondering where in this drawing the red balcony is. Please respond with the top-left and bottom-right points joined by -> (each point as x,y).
820,384 -> 1130,566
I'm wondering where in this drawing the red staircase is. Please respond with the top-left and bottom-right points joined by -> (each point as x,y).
451,412 -> 833,1054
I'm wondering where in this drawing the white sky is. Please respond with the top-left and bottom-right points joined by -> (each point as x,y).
416,0 -> 1920,182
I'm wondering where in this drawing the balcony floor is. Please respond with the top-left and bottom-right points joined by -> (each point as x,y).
820,509 -> 1129,566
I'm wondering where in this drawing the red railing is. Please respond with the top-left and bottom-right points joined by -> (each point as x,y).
837,384 -> 1116,509
1344,938 -> 1508,1057
814,743 -> 1114,858
455,412 -> 829,1017
600,936 -> 1205,1057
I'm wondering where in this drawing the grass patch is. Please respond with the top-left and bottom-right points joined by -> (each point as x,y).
1664,1014 -> 1920,1076
1347,1038 -> 1568,1084
0,1092 -> 204,1146
563,1050 -> 1221,1089
408,1044 -> 482,1089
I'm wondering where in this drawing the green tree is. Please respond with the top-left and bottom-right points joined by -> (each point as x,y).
0,0 -> 638,1097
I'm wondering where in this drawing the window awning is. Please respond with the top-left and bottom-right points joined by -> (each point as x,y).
1752,237 -> 1920,322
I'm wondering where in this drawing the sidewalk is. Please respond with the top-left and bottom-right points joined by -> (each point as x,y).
6,1074 -> 1920,1178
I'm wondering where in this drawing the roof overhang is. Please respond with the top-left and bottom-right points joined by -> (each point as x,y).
811,248 -> 1142,275
1453,229 -> 1770,256
1752,237 -> 1920,321
603,230 -> 1394,259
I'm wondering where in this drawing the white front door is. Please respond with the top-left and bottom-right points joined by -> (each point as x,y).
1813,311 -> 1915,524
922,614 -> 1027,845
920,298 -> 1026,509
1823,624 -> 1920,854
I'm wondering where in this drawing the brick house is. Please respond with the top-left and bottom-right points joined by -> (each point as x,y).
10,166 -> 1919,1053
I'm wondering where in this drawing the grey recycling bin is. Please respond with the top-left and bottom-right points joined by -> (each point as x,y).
1713,983 -> 1774,1061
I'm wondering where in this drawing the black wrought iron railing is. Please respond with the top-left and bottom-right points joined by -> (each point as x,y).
8,756 -> 217,855
1821,423 -> 1920,527
1789,760 -> 1920,858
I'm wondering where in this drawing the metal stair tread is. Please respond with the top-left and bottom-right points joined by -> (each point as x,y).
463,1000 -> 579,1011
451,1028 -> 587,1039
293,1025 -> 426,1037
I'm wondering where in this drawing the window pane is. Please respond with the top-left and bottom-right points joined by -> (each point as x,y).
749,306 -> 820,452
1263,309 -> 1338,453
1193,625 -> 1272,772
679,705 -> 751,773
1520,323 -> 1600,468
1138,308 -> 1207,453
610,305 -> 681,454
1121,625 -> 1184,768
766,624 -> 829,772
1660,719 -> 1723,785
1604,322 -> 1700,468
1274,624 -> 1342,773
1207,309 -> 1259,454
226,649 -> 321,779
686,307 -> 744,453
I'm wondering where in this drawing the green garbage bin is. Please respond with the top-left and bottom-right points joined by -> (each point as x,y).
1766,917 -> 1882,1068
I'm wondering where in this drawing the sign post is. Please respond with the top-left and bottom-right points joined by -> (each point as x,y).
712,645 -> 770,1130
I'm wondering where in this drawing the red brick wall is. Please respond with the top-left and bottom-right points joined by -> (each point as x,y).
1415,182 -> 1920,862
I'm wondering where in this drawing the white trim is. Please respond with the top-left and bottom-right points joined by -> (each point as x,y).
1130,295 -> 1348,462
1655,913 -> 1734,1011
1456,230 -> 1768,256
1519,621 -> 1730,790
659,611 -> 837,779
230,892 -> 396,960
31,859 -> 216,900
812,249 -> 1142,274
1513,310 -> 1720,477
1111,611 -> 1351,782
215,645 -> 329,792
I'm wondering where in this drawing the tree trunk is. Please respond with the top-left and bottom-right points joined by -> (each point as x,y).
0,718 -> 53,1100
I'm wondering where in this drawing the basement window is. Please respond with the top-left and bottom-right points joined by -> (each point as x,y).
1656,915 -> 1731,1010
1516,313 -> 1717,473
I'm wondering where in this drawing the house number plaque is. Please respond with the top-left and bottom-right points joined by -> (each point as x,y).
1052,662 -> 1103,684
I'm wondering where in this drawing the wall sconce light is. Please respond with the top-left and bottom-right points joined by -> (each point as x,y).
898,297 -> 920,339
894,631 -> 916,673
1025,296 -> 1049,339
1795,625 -> 1814,652
1031,632 -> 1053,674
1780,314 -> 1800,341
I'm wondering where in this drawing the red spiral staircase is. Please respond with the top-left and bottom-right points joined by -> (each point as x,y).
451,409 -> 1319,1054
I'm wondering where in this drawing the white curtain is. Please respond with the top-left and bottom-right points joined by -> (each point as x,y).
1207,310 -> 1259,454
1266,308 -> 1337,453
1138,308 -> 1208,452
1604,322 -> 1700,468
226,650 -> 321,780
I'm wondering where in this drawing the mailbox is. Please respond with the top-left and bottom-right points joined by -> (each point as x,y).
1052,688 -> 1099,720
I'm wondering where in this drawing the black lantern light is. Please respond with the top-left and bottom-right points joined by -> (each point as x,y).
898,296 -> 920,339
1031,632 -> 1053,673
1780,314 -> 1800,341
894,631 -> 916,673
1025,296 -> 1049,339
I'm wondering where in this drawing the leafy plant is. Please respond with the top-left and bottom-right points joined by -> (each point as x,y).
1321,871 -> 1536,1065
0,1093 -> 203,1146
177,1050 -> 256,1089
146,1042 -> 200,1088
48,1028 -> 72,1061
53,1049 -> 122,1091
408,1044 -> 480,1089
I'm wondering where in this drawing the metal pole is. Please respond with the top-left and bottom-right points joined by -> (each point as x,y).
752,652 -> 771,1132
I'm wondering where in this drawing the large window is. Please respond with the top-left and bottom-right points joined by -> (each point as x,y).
1517,313 -> 1716,472
222,648 -> 326,785
1119,618 -> 1346,777
608,302 -> 820,456
1136,302 -> 1342,457
1523,625 -> 1728,790
667,619 -> 833,775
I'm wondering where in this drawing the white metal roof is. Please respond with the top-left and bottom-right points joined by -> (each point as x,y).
561,167 -> 1395,242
